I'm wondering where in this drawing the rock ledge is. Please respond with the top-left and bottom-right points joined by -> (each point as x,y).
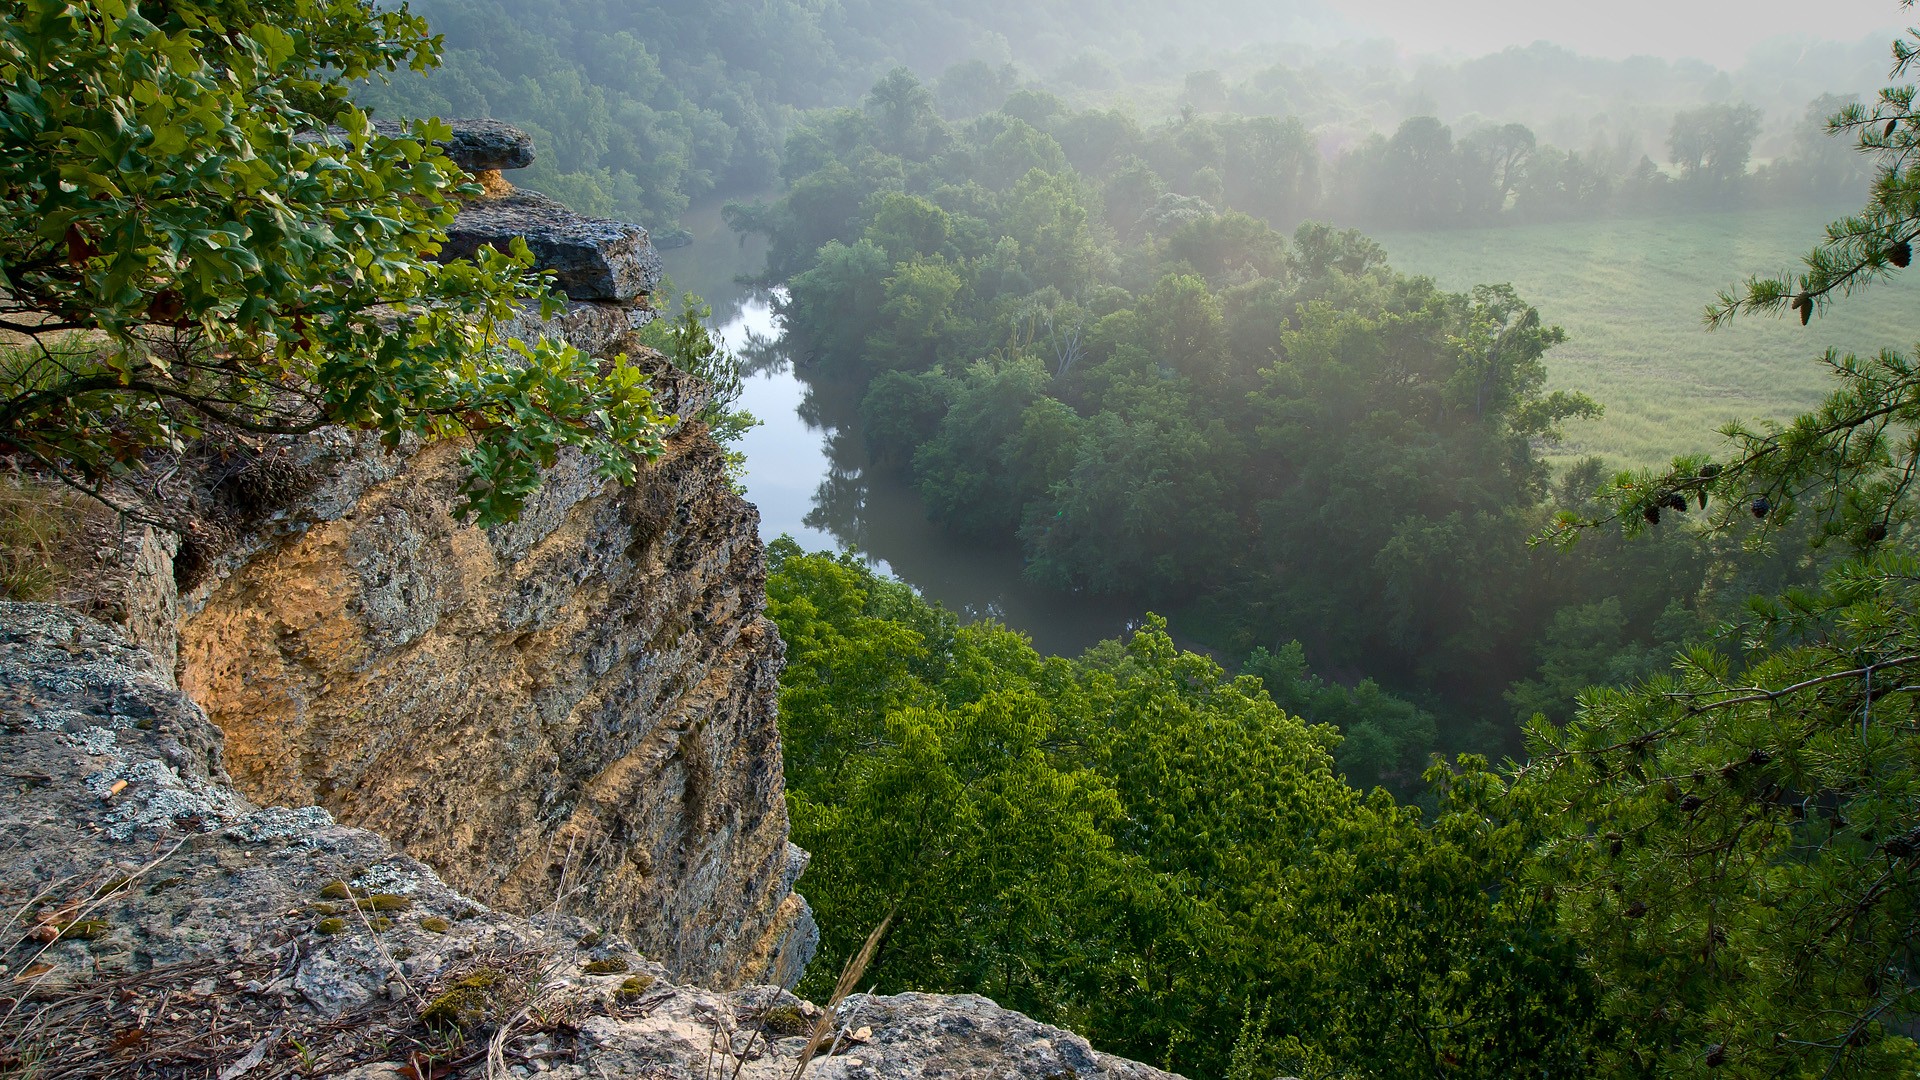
0,603 -> 1179,1080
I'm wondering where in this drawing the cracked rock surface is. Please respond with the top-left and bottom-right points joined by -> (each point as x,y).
440,190 -> 663,302
371,118 -> 536,172
174,345 -> 807,993
0,604 -> 1180,1080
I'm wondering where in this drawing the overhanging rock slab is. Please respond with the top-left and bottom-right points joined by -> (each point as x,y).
372,117 -> 535,172
441,190 -> 662,302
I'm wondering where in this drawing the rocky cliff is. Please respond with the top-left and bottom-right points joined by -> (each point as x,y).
0,603 -> 1180,1079
174,395 -> 812,993
58,126 -> 812,994
0,121 -> 1186,1078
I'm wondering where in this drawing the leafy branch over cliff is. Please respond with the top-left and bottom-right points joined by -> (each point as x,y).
0,0 -> 672,524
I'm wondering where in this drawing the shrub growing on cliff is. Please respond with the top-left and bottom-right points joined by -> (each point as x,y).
0,0 -> 671,524
636,288 -> 759,489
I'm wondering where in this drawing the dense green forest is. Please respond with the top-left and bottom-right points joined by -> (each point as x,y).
769,519 -> 1920,1077
357,0 -> 1350,226
714,11 -> 1920,1080
733,75 -> 1844,783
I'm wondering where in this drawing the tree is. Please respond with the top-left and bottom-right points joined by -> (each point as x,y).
1777,92 -> 1873,201
1457,122 -> 1536,220
1220,115 -> 1318,226
783,238 -> 889,367
872,258 -> 966,369
1378,116 -> 1462,226
0,0 -> 672,525
1134,273 -> 1228,381
1710,30 -> 1920,327
865,66 -> 942,160
913,357 -> 1053,537
1532,14 -> 1920,1071
635,290 -> 757,488
1667,102 -> 1762,193
933,58 -> 1020,120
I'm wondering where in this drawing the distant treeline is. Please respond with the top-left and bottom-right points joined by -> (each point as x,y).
1325,97 -> 1870,229
362,2 -> 1875,231
356,0 -> 1359,227
916,84 -> 1870,236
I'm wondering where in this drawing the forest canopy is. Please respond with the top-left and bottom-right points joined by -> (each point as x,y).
363,1 -> 1878,231
740,7 -> 1920,1079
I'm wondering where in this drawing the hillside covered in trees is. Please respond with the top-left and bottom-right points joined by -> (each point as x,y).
731,73 -> 1844,785
362,0 -> 1881,231
723,8 -> 1920,1079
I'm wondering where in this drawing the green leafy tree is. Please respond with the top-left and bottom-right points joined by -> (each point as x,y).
1531,18 -> 1920,1071
1668,102 -> 1763,193
1135,273 -> 1228,381
784,238 -> 889,367
1244,641 -> 1440,793
1457,122 -> 1536,221
862,192 -> 954,263
871,258 -> 966,369
913,356 -> 1054,537
859,369 -> 952,473
0,0 -> 670,524
770,544 -> 1608,1079
866,66 -> 944,160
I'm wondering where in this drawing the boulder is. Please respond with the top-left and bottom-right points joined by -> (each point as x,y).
441,190 -> 662,302
372,117 -> 535,171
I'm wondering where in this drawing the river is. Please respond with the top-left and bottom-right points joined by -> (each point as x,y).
658,208 -> 1145,657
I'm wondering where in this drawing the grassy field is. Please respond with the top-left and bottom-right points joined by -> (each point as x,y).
1374,205 -> 1920,469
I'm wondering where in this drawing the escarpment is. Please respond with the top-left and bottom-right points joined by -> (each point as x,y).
2,119 -> 1183,1077
175,405 -> 812,991
114,122 -> 810,993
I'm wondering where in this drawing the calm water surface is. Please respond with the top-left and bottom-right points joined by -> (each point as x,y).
661,221 -> 1142,657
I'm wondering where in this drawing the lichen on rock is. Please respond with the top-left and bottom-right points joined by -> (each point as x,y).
0,603 -> 1180,1079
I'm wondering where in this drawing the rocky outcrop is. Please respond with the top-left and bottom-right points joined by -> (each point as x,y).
372,117 -> 536,172
0,603 -> 1180,1080
302,118 -> 658,305
296,118 -> 536,174
442,189 -> 663,302
166,344 -> 808,993
8,117 -> 1179,1079
39,123 -> 781,995
71,143 -> 801,993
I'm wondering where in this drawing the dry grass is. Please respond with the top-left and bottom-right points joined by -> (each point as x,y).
789,911 -> 891,1080
0,475 -> 99,602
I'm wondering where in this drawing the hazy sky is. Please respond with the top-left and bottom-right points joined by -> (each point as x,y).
1320,0 -> 1907,67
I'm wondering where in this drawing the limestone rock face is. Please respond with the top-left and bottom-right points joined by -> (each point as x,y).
441,190 -> 662,302
504,288 -> 657,356
172,363 -> 809,990
0,604 -> 1182,1080
371,117 -> 537,172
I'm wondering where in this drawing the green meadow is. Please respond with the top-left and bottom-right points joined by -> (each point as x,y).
1374,205 -> 1920,469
